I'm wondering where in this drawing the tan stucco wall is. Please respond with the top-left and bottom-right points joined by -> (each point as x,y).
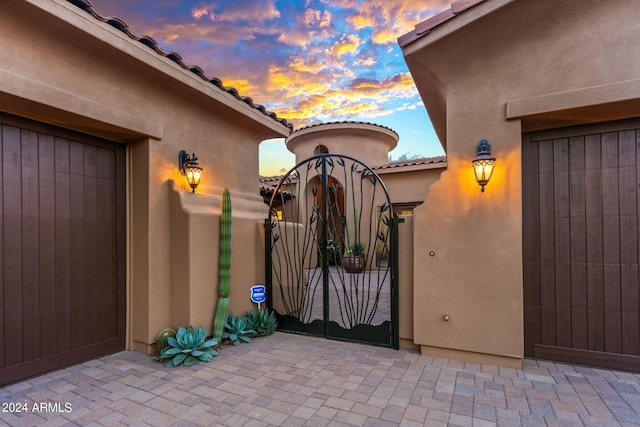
377,166 -> 445,206
397,215 -> 415,349
402,0 -> 640,367
381,166 -> 445,348
1,0 -> 289,351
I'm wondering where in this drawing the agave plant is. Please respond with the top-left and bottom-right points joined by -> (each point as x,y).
223,313 -> 256,345
244,308 -> 277,337
156,326 -> 218,367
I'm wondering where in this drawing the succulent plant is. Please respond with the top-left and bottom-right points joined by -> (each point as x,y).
155,326 -> 218,367
244,308 -> 277,337
155,328 -> 177,353
223,313 -> 256,345
213,188 -> 232,341
344,242 -> 365,257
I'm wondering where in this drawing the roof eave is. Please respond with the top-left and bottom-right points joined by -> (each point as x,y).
45,0 -> 291,137
399,0 -> 515,51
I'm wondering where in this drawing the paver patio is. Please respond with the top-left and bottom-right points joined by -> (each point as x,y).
1,332 -> 639,426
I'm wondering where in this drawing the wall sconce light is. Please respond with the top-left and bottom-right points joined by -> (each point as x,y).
471,139 -> 495,192
178,150 -> 203,193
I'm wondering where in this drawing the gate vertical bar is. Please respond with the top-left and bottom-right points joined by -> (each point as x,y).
321,155 -> 330,337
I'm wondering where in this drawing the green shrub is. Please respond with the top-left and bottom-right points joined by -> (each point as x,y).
244,308 -> 277,337
155,326 -> 218,367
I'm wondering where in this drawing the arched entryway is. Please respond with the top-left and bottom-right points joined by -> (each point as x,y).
311,175 -> 345,264
265,154 -> 399,348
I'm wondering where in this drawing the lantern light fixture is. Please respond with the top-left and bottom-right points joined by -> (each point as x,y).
178,150 -> 203,193
471,139 -> 495,192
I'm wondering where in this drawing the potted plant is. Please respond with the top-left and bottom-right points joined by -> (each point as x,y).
317,236 -> 342,266
342,242 -> 366,273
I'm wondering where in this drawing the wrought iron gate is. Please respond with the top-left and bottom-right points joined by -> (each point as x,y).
265,154 -> 398,348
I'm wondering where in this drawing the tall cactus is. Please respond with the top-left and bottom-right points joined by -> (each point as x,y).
213,188 -> 232,340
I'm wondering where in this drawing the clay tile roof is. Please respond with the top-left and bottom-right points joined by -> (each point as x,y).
259,177 -> 294,199
372,155 -> 447,170
67,0 -> 292,131
259,180 -> 276,193
259,175 -> 287,184
398,0 -> 487,47
292,121 -> 399,138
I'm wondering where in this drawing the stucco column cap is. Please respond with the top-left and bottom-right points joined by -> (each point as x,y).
286,121 -> 398,154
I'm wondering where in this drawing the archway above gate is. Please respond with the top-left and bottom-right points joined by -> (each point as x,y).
265,154 -> 399,348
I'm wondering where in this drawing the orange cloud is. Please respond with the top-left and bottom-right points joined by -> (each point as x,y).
354,57 -> 377,66
348,14 -> 375,30
145,22 -> 255,45
277,6 -> 336,47
289,56 -> 330,74
277,30 -> 315,47
328,34 -> 362,58
220,2 -> 280,22
125,0 -> 442,131
190,1 -> 280,22
338,0 -> 452,45
258,69 -> 418,130
219,78 -> 252,93
191,6 -> 208,19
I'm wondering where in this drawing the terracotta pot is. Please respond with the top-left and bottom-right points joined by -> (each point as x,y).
342,255 -> 365,273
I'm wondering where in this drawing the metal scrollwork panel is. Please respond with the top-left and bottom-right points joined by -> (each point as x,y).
266,154 -> 398,348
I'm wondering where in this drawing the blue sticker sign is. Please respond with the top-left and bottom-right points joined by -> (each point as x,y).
250,285 -> 266,304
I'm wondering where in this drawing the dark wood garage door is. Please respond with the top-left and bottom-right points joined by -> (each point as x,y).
523,119 -> 640,371
0,113 -> 126,385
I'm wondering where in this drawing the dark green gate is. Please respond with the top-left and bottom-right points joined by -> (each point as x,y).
265,154 -> 398,348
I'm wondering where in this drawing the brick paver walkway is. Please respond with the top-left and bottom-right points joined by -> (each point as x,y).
1,332 -> 639,426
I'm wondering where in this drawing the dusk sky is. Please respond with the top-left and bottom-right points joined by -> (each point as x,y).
90,0 -> 450,175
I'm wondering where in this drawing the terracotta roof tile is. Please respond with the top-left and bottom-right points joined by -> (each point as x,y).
259,179 -> 294,199
399,0 -> 487,46
372,155 -> 447,170
259,181 -> 276,193
259,175 -> 286,184
66,0 -> 292,131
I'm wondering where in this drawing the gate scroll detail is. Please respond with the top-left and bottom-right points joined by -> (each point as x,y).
265,154 -> 398,348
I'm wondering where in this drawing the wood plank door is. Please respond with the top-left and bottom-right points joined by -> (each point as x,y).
523,119 -> 640,371
0,113 -> 126,385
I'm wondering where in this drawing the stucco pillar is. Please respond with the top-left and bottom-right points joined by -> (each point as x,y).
412,99 -> 524,368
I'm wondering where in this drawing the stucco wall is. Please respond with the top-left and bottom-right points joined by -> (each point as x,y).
397,215 -> 415,348
378,166 -> 445,206
402,0 -> 640,366
1,0 -> 290,351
